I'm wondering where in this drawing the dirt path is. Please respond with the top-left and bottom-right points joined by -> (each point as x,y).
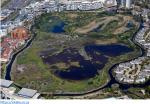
144,30 -> 150,40
113,16 -> 138,34
75,16 -> 119,34
95,38 -> 118,44
67,13 -> 78,19
75,20 -> 103,34
75,15 -> 138,35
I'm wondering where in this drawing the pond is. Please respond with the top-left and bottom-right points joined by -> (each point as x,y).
85,44 -> 134,57
126,21 -> 134,28
38,16 -> 66,33
50,21 -> 65,33
40,44 -> 133,80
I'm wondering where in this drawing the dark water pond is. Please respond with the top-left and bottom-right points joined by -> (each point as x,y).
50,21 -> 65,33
41,44 -> 133,80
126,21 -> 134,28
85,44 -> 134,57
40,16 -> 66,33
41,48 -> 108,80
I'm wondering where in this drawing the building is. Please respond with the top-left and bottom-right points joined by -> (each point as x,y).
0,29 -> 7,38
121,0 -> 125,7
126,0 -> 131,8
0,9 -> 13,21
11,27 -> 29,40
58,0 -> 117,11
104,0 -> 117,7
0,79 -> 13,88
17,88 -> 40,99
120,0 -> 132,8
1,48 -> 13,62
0,79 -> 42,99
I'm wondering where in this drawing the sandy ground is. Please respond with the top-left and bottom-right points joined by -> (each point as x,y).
51,61 -> 80,69
75,20 -> 101,34
113,16 -> 137,34
144,30 -> 150,40
67,13 -> 78,19
75,15 -> 138,35
75,17 -> 118,34
95,38 -> 118,45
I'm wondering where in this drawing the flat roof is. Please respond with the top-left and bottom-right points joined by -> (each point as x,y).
32,93 -> 41,99
18,88 -> 37,98
0,79 -> 13,88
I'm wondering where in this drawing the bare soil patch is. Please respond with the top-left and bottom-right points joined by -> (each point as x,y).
95,38 -> 118,45
67,13 -> 78,19
113,16 -> 138,34
75,16 -> 120,34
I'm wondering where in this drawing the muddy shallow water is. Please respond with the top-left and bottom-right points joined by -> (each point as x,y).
40,44 -> 133,80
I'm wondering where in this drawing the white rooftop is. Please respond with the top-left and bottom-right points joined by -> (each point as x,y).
0,79 -> 13,88
18,88 -> 37,98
